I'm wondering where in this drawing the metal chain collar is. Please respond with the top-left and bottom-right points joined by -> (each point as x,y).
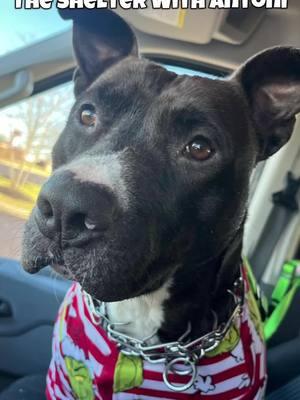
83,276 -> 244,392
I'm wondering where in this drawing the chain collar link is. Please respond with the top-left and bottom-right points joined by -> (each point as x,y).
83,275 -> 244,392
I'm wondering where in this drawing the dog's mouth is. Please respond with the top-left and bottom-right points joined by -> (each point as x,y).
22,209 -> 172,302
51,261 -> 74,279
26,252 -> 172,303
24,252 -> 71,278
24,241 -> 66,273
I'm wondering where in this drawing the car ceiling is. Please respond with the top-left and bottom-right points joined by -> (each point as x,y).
119,0 -> 300,71
0,3 -> 299,108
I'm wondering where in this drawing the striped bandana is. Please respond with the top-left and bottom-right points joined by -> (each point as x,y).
46,267 -> 267,400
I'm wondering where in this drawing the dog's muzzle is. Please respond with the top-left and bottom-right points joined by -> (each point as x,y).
36,171 -> 119,246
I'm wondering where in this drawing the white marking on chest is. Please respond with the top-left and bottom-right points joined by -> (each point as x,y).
106,280 -> 172,344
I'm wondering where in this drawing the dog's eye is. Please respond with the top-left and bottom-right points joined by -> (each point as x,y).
184,136 -> 214,161
80,106 -> 97,127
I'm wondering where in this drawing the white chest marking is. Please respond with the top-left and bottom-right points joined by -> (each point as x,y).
106,280 -> 172,344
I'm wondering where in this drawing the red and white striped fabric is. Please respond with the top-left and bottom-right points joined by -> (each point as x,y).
46,269 -> 267,400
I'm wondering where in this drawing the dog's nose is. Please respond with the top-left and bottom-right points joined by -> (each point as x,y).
36,171 -> 118,243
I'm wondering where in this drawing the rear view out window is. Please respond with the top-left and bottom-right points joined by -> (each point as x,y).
0,3 -> 71,57
0,83 -> 74,259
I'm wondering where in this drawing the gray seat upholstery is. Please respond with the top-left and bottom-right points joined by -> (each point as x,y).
0,375 -> 46,400
268,376 -> 300,400
2,373 -> 300,400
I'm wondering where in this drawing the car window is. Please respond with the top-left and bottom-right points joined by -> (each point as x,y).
165,64 -> 219,79
0,64 -> 216,261
0,82 -> 74,259
0,4 -> 71,57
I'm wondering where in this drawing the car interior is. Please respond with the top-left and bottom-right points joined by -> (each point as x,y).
0,2 -> 300,398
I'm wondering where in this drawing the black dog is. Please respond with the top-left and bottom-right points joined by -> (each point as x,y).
22,9 -> 300,398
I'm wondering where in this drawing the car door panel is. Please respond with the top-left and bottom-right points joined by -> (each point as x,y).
0,258 -> 71,375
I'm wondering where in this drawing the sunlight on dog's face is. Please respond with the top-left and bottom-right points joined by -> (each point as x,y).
22,10 -> 300,302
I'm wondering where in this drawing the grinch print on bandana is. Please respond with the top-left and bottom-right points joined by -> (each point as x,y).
46,266 -> 267,400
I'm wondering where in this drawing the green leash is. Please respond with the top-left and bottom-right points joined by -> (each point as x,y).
244,258 -> 300,341
264,260 -> 300,341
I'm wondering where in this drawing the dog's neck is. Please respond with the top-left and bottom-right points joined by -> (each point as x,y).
106,240 -> 242,343
106,279 -> 173,344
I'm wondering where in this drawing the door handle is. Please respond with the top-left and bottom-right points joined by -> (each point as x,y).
0,69 -> 33,108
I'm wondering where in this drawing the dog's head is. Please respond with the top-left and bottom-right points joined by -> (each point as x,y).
22,10 -> 300,302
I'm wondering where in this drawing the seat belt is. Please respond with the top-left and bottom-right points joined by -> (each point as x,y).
249,172 -> 300,282
245,172 -> 300,341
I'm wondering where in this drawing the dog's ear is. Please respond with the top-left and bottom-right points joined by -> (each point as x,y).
233,47 -> 300,161
59,10 -> 138,96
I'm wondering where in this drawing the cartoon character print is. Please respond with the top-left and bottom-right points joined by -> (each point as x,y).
246,286 -> 264,341
238,373 -> 251,389
193,374 -> 215,393
206,322 -> 247,364
64,357 -> 93,400
206,324 -> 241,359
58,297 -> 104,400
231,338 -> 245,363
61,337 -> 102,400
47,275 -> 267,400
113,353 -> 143,393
